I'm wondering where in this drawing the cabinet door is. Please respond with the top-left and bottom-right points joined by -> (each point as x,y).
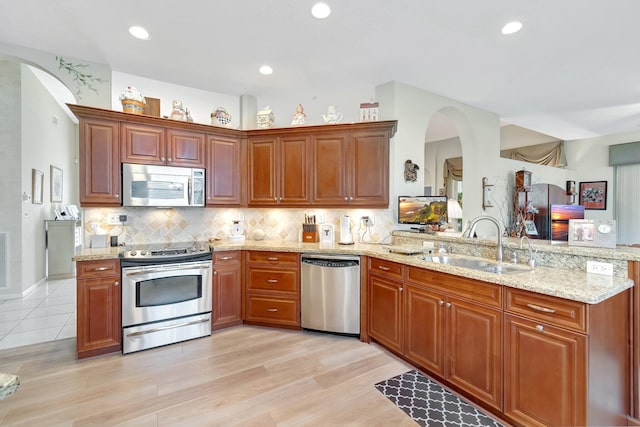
504,314 -> 587,427
279,135 -> 311,205
349,131 -> 389,206
405,283 -> 445,376
206,135 -> 242,205
77,277 -> 121,358
311,134 -> 350,205
212,252 -> 242,330
369,275 -> 403,354
446,296 -> 502,410
120,123 -> 166,165
166,129 -> 206,167
247,137 -> 278,205
79,118 -> 121,206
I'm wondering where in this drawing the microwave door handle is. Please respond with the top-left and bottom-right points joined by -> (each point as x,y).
188,177 -> 192,205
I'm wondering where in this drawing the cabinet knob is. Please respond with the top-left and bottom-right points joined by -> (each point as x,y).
167,157 -> 173,162
349,197 -> 353,201
114,194 -> 120,199
446,302 -> 452,308
439,300 -> 444,306
536,324 -> 544,332
161,157 -> 166,162
114,281 -> 119,287
399,287 -> 403,292
344,197 -> 348,201
213,271 -> 217,275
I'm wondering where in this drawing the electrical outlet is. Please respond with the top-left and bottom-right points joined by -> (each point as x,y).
316,213 -> 325,224
107,214 -> 120,225
586,261 -> 613,276
362,215 -> 374,226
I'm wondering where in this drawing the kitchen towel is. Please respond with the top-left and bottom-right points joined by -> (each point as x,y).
375,370 -> 504,427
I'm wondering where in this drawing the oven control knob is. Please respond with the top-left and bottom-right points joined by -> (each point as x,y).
130,251 -> 137,257
140,250 -> 147,256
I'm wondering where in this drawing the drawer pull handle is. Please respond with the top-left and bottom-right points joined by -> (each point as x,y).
220,256 -> 233,260
267,257 -> 279,261
266,279 -> 279,284
94,267 -> 110,271
378,266 -> 391,271
526,303 -> 556,314
266,308 -> 278,312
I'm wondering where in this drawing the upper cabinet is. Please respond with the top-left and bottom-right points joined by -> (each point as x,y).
206,134 -> 244,205
312,130 -> 389,207
247,135 -> 311,206
68,104 -> 397,209
121,123 -> 205,168
78,118 -> 121,206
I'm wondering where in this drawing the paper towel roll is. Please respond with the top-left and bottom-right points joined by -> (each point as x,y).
339,215 -> 353,244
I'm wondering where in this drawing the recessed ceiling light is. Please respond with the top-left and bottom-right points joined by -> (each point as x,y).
129,26 -> 150,40
501,21 -> 523,35
259,65 -> 273,75
311,2 -> 331,19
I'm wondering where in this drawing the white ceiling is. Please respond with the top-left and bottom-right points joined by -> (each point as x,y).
2,0 -> 640,141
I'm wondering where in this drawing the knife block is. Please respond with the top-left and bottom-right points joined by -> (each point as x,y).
302,224 -> 319,243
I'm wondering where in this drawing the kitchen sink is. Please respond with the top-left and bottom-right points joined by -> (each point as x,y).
422,255 -> 530,275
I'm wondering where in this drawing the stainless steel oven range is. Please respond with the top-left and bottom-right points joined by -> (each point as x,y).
120,242 -> 213,354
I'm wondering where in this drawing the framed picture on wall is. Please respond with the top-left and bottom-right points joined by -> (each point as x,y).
50,165 -> 63,202
32,169 -> 43,204
579,181 -> 607,210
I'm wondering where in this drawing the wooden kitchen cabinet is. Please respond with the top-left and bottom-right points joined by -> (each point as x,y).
368,258 -> 404,354
244,251 -> 300,328
76,259 -> 121,359
212,251 -> 242,330
404,267 -> 502,410
312,129 -> 389,207
78,118 -> 121,206
120,124 -> 205,167
503,287 -> 630,427
247,135 -> 311,206
206,134 -> 244,205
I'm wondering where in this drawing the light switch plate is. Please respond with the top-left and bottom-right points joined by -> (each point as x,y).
586,261 -> 613,276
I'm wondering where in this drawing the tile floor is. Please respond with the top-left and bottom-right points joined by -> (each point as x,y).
0,278 -> 76,350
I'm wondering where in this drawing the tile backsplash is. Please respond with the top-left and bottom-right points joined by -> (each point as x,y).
82,207 -> 396,246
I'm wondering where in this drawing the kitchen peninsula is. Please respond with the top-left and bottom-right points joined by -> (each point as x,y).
74,233 -> 638,427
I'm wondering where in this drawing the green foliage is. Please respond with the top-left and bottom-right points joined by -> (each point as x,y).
56,56 -> 107,99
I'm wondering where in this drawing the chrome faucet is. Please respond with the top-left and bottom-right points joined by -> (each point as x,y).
520,235 -> 536,268
466,216 -> 503,263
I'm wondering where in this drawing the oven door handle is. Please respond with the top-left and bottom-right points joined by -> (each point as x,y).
124,263 -> 211,276
126,317 -> 210,337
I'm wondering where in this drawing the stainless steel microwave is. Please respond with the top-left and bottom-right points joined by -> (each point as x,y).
122,163 -> 205,207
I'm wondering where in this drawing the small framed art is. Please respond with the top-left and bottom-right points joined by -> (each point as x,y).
50,165 -> 63,202
579,181 -> 607,210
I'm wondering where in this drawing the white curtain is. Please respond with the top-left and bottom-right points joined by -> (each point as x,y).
615,164 -> 640,245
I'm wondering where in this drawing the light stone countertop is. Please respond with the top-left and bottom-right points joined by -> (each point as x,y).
73,239 -> 634,305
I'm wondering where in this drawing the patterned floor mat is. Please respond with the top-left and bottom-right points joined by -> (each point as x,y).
375,370 -> 505,427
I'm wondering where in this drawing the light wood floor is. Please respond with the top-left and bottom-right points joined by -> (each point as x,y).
0,326 -> 417,426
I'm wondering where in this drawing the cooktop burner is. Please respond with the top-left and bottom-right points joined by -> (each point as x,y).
120,241 -> 211,260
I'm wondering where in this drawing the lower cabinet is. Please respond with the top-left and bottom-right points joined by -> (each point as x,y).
403,269 -> 503,410
212,251 -> 242,330
369,273 -> 404,353
244,251 -> 300,328
76,259 -> 121,359
503,287 -> 630,427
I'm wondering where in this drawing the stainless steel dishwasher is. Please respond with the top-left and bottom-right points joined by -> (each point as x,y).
301,254 -> 360,336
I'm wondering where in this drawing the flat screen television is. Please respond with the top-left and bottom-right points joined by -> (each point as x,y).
398,196 -> 448,225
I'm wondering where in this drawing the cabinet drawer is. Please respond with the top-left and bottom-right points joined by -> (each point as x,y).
407,267 -> 502,308
505,288 -> 586,333
247,251 -> 299,267
369,258 -> 404,281
76,259 -> 120,279
247,269 -> 298,293
246,296 -> 299,326
213,250 -> 241,265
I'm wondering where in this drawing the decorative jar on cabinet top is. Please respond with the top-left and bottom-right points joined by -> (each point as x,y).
119,86 -> 146,115
257,106 -> 275,129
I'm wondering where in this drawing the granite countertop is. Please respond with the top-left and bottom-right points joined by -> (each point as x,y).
73,239 -> 634,305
